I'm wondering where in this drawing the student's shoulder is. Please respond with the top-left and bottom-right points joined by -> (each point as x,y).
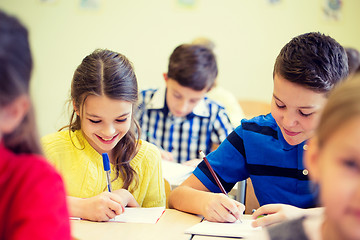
203,96 -> 226,109
240,113 -> 277,128
139,88 -> 159,98
42,130 -> 72,146
21,154 -> 63,178
134,140 -> 162,166
41,130 -> 80,155
5,150 -> 63,186
233,113 -> 278,137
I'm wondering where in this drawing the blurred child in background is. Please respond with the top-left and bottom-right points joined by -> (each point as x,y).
0,10 -> 70,239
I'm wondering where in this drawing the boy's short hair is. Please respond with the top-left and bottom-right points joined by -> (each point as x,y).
274,32 -> 349,93
167,44 -> 218,91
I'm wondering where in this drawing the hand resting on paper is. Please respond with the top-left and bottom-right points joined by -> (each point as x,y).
159,149 -> 175,162
251,203 -> 323,227
68,189 -> 139,222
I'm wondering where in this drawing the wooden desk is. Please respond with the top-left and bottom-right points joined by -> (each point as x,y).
71,209 -> 202,240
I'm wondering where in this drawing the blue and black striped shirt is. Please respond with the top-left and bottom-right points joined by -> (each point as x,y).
136,88 -> 234,163
194,114 -> 318,208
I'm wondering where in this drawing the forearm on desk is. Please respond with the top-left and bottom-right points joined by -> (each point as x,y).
67,196 -> 86,218
168,185 -> 212,216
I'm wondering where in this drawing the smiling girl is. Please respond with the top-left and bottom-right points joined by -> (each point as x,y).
42,49 -> 165,221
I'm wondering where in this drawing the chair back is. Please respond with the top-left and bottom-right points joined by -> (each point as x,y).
238,100 -> 271,119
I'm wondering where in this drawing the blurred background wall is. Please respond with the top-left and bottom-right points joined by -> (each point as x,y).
0,0 -> 359,136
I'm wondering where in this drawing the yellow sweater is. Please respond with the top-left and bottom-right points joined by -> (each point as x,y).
41,130 -> 165,208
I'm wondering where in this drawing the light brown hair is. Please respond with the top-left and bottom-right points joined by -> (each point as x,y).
317,73 -> 360,147
63,49 -> 140,190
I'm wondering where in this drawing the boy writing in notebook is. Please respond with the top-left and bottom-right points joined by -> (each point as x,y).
253,72 -> 360,240
136,44 -> 234,164
169,32 -> 349,225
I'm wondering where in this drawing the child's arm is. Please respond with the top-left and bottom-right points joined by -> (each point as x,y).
159,148 -> 175,162
251,204 -> 324,227
169,174 -> 244,222
67,189 -> 139,222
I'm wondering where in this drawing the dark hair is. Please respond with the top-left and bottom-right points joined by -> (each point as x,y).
167,44 -> 218,91
345,47 -> 360,75
0,10 -> 41,154
273,32 -> 349,93
64,49 -> 140,190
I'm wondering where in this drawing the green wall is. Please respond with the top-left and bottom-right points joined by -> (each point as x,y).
1,0 -> 359,136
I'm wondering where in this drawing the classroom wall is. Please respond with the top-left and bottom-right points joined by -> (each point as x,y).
1,0 -> 360,137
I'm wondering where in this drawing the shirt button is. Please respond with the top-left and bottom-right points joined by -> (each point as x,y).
303,169 -> 309,176
303,144 -> 308,151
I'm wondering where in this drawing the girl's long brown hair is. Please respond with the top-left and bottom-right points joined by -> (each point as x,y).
0,11 -> 42,155
317,73 -> 360,148
63,49 -> 140,190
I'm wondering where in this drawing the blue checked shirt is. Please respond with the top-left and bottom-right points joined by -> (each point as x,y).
136,87 -> 234,163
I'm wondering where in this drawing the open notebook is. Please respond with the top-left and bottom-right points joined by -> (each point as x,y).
162,160 -> 195,187
185,219 -> 261,238
109,207 -> 165,223
71,207 -> 165,224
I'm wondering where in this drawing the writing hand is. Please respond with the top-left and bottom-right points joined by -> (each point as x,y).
81,192 -> 125,221
202,193 -> 245,222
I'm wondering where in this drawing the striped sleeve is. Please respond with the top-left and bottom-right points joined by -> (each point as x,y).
210,104 -> 234,145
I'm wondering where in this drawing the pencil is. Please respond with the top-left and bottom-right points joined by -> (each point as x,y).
199,150 -> 227,195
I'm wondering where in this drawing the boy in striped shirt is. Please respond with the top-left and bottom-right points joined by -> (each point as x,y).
136,44 -> 234,164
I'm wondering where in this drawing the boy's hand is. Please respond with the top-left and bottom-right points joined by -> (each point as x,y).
159,149 -> 175,162
251,203 -> 303,227
182,158 -> 202,167
202,193 -> 245,222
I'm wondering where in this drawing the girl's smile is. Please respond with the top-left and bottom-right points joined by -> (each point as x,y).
77,95 -> 132,156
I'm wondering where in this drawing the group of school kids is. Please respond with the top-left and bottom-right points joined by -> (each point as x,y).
1,8 -> 360,240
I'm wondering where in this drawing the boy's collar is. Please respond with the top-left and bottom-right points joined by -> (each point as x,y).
276,124 -> 305,151
146,87 -> 210,117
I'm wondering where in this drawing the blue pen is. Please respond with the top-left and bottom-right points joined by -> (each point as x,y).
102,153 -> 112,192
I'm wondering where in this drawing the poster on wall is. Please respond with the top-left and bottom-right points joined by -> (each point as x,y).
79,0 -> 101,10
267,0 -> 281,4
177,0 -> 198,9
40,0 -> 57,3
323,0 -> 342,21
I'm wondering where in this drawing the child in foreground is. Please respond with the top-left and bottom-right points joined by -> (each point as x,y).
0,10 -> 70,239
252,73 -> 360,240
169,32 -> 348,226
42,49 -> 165,221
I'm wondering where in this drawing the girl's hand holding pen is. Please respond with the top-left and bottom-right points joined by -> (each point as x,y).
201,192 -> 245,223
80,189 -> 139,222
